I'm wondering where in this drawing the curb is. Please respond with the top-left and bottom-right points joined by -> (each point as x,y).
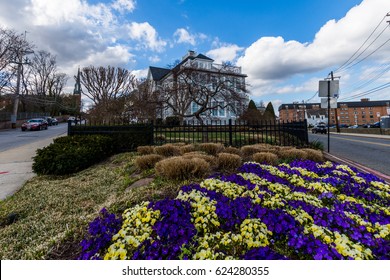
324,152 -> 390,184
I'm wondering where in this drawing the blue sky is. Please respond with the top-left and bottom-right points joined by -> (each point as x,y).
1,0 -> 389,112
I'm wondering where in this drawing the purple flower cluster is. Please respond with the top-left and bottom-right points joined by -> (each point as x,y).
78,208 -> 122,260
132,199 -> 196,260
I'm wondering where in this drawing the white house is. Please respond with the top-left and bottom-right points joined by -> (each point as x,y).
146,51 -> 248,123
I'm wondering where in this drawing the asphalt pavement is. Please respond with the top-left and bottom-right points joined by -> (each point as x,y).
0,130 -> 66,201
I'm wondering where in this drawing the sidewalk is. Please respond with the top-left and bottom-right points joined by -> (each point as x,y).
330,131 -> 390,139
0,137 -> 56,200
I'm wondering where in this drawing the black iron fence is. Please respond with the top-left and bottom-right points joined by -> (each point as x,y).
68,119 -> 308,151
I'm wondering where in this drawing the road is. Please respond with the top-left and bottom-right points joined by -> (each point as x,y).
0,123 -> 68,152
0,123 -> 68,200
308,132 -> 390,176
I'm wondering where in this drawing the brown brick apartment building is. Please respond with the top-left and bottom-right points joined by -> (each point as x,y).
278,98 -> 390,126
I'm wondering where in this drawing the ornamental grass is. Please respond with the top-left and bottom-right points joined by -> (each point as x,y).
155,156 -> 210,180
252,152 -> 279,165
92,160 -> 390,260
136,146 -> 154,155
216,153 -> 242,172
153,144 -> 181,157
198,143 -> 225,156
134,154 -> 164,170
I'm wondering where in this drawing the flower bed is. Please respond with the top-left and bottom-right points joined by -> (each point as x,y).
80,160 -> 390,260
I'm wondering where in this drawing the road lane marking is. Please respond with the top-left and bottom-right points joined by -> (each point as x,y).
332,136 -> 390,147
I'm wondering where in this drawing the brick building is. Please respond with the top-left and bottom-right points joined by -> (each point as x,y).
278,98 -> 390,126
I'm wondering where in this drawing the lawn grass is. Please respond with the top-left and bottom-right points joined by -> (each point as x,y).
0,153 -> 191,259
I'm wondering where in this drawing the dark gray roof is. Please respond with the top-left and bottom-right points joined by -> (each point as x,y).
279,100 -> 390,111
196,54 -> 213,61
149,66 -> 170,81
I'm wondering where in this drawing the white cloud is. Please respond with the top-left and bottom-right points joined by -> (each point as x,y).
111,0 -> 136,13
174,28 -> 196,45
128,22 -> 167,52
131,68 -> 148,80
148,55 -> 161,63
237,0 -> 390,101
206,44 -> 244,64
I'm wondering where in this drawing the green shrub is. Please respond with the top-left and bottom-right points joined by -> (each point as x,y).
137,146 -> 154,155
154,144 -> 181,157
165,116 -> 180,126
217,153 -> 242,171
135,154 -> 164,170
198,143 -> 224,156
33,135 -> 114,175
252,152 -> 278,165
155,156 -> 210,180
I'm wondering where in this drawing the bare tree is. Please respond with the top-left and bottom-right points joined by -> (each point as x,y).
0,28 -> 32,94
80,66 -> 137,122
126,79 -> 163,122
159,63 -> 248,124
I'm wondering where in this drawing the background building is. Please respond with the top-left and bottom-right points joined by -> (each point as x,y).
279,98 -> 390,126
146,50 -> 248,123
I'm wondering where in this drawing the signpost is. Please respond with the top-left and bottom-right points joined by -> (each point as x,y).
318,72 -> 339,153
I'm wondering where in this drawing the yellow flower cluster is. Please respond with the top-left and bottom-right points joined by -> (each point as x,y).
290,167 -> 319,179
370,181 -> 390,192
316,161 -> 334,168
344,212 -> 390,239
177,189 -> 220,234
307,181 -> 338,193
336,164 -> 357,176
240,219 -> 272,249
200,178 -> 246,199
303,224 -> 373,259
192,219 -> 271,260
287,208 -> 314,226
104,202 -> 160,260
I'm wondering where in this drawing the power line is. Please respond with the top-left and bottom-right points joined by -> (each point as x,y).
334,12 -> 389,73
339,82 -> 390,101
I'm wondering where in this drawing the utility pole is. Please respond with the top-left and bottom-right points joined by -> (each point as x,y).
11,50 -> 32,128
10,32 -> 33,129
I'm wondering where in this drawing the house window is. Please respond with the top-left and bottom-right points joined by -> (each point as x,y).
191,102 -> 199,114
218,102 -> 225,117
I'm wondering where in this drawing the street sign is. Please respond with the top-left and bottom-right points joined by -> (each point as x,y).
321,97 -> 337,109
318,80 -> 339,97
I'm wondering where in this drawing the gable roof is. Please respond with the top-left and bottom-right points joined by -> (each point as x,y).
149,66 -> 171,81
195,54 -> 213,61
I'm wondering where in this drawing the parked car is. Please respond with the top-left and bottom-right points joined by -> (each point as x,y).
312,124 -> 327,134
21,118 -> 48,131
51,118 -> 59,125
41,116 -> 55,126
348,125 -> 359,129
370,121 -> 380,128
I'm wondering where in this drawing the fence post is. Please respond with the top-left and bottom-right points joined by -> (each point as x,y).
228,119 -> 233,146
67,120 -> 72,136
151,120 -> 155,146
